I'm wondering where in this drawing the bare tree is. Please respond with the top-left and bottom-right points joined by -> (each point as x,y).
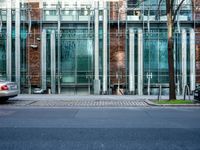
163,0 -> 185,100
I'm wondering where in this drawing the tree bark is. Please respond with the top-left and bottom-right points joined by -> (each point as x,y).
166,0 -> 176,100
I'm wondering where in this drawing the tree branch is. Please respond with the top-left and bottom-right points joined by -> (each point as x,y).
172,0 -> 185,23
171,0 -> 175,10
156,0 -> 163,20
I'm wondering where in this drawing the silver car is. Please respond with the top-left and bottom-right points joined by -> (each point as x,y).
0,80 -> 18,101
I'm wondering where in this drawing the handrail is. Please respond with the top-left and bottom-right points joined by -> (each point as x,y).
183,85 -> 191,101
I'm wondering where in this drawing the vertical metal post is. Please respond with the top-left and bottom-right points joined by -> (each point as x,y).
15,0 -> 20,92
51,30 -> 56,94
57,2 -> 61,94
138,29 -> 143,95
94,1 -> 100,94
0,10 -> 2,33
41,29 -> 47,90
181,28 -> 187,93
147,73 -> 152,95
102,1 -> 107,94
190,28 -> 195,91
158,84 -> 162,101
129,28 -> 135,94
6,0 -> 12,81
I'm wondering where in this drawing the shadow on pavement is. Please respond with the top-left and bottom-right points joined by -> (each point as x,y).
0,100 -> 18,105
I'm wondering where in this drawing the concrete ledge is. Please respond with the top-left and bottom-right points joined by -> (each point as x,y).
145,99 -> 200,107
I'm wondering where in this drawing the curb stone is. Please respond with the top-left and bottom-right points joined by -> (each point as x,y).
145,99 -> 200,107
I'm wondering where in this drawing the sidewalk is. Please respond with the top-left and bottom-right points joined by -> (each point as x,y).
5,94 -> 195,107
11,94 -> 188,101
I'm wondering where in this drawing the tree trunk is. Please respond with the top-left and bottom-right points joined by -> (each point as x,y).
166,0 -> 176,100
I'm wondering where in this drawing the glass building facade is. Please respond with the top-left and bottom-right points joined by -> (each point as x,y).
0,0 -> 199,95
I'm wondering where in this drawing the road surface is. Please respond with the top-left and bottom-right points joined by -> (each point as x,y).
0,106 -> 200,150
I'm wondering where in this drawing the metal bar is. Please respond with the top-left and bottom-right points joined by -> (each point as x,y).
41,29 -> 47,91
181,28 -> 187,94
6,0 -> 12,81
15,0 -> 20,92
103,1 -> 107,93
28,5 -> 32,34
138,28 -> 143,95
51,30 -> 56,94
129,28 -> 135,94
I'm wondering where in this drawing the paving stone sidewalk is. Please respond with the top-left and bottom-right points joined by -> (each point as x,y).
1,100 -> 147,107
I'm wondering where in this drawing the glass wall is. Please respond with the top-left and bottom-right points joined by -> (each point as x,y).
144,29 -> 160,85
43,26 -> 94,94
60,28 -> 93,85
0,0 -> 197,95
0,29 -> 6,79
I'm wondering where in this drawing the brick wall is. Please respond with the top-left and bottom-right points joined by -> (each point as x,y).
196,29 -> 200,83
109,24 -> 126,89
27,2 -> 41,86
194,0 -> 200,83
110,0 -> 127,21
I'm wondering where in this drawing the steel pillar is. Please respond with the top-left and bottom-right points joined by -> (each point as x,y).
138,29 -> 143,95
41,29 -> 47,90
57,2 -> 61,94
15,0 -> 20,92
6,0 -> 12,81
190,28 -> 195,91
94,1 -> 100,95
129,28 -> 135,94
102,1 -> 108,94
181,28 -> 187,93
51,30 -> 56,94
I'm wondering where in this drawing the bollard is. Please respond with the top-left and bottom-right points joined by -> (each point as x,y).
48,89 -> 51,94
157,84 -> 162,101
183,85 -> 191,101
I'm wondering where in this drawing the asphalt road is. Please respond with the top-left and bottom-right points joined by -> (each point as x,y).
0,107 -> 200,150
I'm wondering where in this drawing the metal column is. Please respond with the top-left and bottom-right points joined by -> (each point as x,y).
6,0 -> 12,81
94,1 -> 100,95
51,30 -> 56,94
181,28 -> 187,92
41,29 -> 47,91
57,2 -> 61,94
129,28 -> 135,94
102,1 -> 107,94
190,28 -> 195,91
138,29 -> 143,95
15,0 -> 20,92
